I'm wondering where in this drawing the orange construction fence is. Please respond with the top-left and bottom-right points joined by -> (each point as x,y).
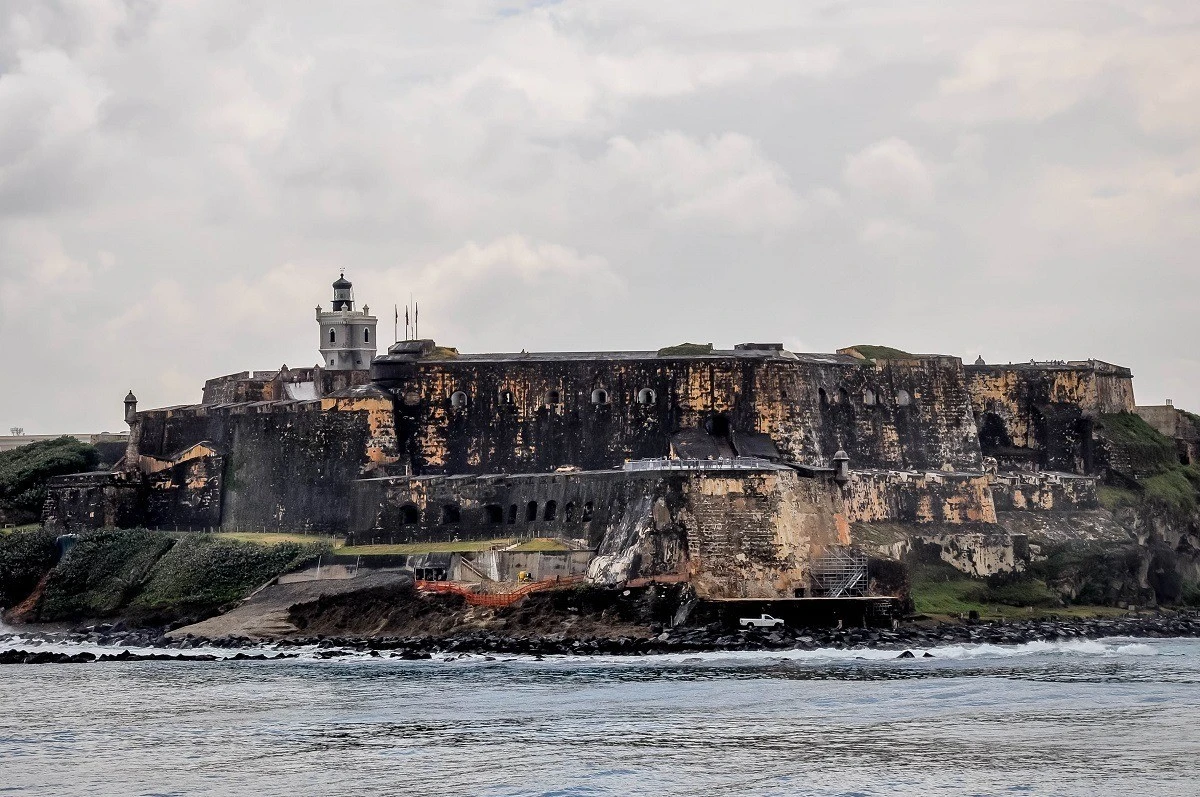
415,576 -> 584,607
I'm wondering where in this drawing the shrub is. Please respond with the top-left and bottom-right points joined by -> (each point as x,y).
0,527 -> 59,607
0,437 -> 99,524
129,534 -> 327,620
37,529 -> 173,621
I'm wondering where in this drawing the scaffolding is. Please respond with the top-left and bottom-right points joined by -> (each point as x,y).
810,547 -> 868,598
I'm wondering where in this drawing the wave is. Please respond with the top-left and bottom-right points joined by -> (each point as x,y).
0,632 -> 1182,665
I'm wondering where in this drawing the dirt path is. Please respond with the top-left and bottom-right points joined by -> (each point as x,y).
170,572 -> 412,640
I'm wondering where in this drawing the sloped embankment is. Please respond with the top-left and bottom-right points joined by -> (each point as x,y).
1,528 -> 327,626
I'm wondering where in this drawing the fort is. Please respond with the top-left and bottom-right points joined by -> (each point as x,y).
41,275 -> 1200,615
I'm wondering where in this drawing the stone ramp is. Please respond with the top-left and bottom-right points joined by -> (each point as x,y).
169,571 -> 412,640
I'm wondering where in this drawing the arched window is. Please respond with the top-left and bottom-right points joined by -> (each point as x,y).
863,389 -> 876,406
896,389 -> 912,406
546,389 -> 560,406
526,501 -> 539,522
838,387 -> 850,404
591,388 -> 608,405
818,387 -> 829,406
499,390 -> 514,405
450,391 -> 468,409
364,328 -> 370,343
637,388 -> 656,405
581,501 -> 595,521
441,504 -> 461,525
507,504 -> 518,524
543,500 -> 557,521
329,328 -> 336,344
399,504 -> 419,525
485,504 -> 504,524
564,501 -> 577,522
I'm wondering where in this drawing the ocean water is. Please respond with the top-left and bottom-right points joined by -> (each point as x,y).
1,635 -> 1198,796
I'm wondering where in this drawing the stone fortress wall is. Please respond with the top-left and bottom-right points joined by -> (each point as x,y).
42,272 -> 1161,598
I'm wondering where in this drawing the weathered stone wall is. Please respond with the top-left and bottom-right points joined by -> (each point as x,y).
964,361 -> 1134,473
371,348 -> 983,476
350,465 -> 847,599
143,455 -> 224,530
990,472 -> 1099,512
679,470 -> 847,599
201,367 -> 372,404
42,471 -> 144,531
126,386 -> 398,532
844,469 -> 997,524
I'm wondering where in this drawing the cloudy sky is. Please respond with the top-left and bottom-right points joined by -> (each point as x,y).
2,1 -> 1198,432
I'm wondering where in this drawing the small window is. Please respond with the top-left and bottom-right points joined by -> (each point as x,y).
637,388 -> 656,405
450,391 -> 468,409
543,500 -> 557,521
329,328 -> 336,344
441,504 -> 461,525
526,501 -> 539,522
581,501 -> 594,522
897,389 -> 911,406
546,390 -> 560,405
564,501 -> 577,522
838,387 -> 849,404
818,387 -> 828,406
591,388 -> 609,405
507,504 -> 518,524
485,504 -> 504,524
863,389 -> 876,406
499,390 -> 514,405
399,504 -> 419,525
364,328 -> 370,343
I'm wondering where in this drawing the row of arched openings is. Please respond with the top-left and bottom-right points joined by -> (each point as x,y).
450,388 -> 657,410
396,499 -> 596,527
818,386 -> 913,408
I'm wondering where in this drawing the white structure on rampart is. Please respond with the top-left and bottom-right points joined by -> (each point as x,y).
316,272 -> 377,371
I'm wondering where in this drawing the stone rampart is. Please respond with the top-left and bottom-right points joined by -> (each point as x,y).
845,469 -> 997,524
990,471 -> 1099,512
351,464 -> 847,599
371,348 -> 983,477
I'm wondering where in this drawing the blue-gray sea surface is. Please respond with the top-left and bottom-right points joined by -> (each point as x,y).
2,635 -> 1199,796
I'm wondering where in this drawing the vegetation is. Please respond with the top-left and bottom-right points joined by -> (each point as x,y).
1097,413 -> 1200,518
908,560 -> 1126,619
0,437 -> 99,525
846,345 -> 914,361
0,526 -> 58,607
657,342 -> 713,357
215,532 -> 344,548
130,534 -> 327,619
340,539 -> 516,555
508,538 -> 576,551
1098,412 -> 1177,473
38,528 -> 173,621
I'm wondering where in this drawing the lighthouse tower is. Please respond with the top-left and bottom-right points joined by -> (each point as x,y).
316,272 -> 378,370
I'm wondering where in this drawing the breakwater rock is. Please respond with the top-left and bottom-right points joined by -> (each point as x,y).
6,611 -> 1198,664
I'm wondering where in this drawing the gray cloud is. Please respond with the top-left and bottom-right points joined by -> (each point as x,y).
2,0 -> 1198,432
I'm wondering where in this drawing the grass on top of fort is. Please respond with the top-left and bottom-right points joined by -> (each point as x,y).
215,532 -> 345,548
337,537 -> 579,556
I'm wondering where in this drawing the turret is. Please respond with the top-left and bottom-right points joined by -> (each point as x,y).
124,390 -> 138,424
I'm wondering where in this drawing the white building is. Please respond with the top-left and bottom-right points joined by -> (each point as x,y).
316,272 -> 378,371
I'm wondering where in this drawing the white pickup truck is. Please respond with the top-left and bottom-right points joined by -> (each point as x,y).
738,613 -> 784,629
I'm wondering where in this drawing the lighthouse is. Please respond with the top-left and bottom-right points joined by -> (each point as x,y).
316,272 -> 378,371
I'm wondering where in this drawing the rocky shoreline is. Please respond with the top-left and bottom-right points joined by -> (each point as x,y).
2,611 -> 1199,664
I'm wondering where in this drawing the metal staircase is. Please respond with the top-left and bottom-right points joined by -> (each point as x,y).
810,548 -> 868,598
